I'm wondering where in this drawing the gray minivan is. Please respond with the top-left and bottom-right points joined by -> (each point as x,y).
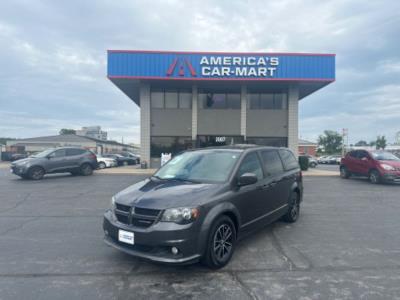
10,147 -> 98,180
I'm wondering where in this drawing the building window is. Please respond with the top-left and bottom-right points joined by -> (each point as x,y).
179,91 -> 192,109
198,92 -> 240,109
246,137 -> 288,147
150,136 -> 192,158
248,93 -> 287,109
197,135 -> 244,148
151,90 -> 164,108
165,91 -> 178,108
151,89 -> 192,109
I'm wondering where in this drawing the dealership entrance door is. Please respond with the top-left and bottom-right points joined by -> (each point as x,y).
196,135 -> 244,148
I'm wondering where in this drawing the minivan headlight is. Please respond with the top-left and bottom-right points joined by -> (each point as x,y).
111,196 -> 116,210
161,207 -> 199,224
381,163 -> 395,171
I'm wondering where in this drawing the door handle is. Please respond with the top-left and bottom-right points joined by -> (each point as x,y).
262,181 -> 277,189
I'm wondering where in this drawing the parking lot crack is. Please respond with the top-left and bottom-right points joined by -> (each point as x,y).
230,271 -> 259,300
0,192 -> 31,213
270,228 -> 297,271
0,216 -> 39,236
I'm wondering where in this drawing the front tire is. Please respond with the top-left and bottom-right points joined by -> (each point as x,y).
340,166 -> 350,179
369,170 -> 381,184
283,193 -> 300,223
122,161 -> 128,166
202,215 -> 236,269
80,163 -> 93,176
28,166 -> 45,180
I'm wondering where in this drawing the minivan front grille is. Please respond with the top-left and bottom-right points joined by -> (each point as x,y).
114,203 -> 161,228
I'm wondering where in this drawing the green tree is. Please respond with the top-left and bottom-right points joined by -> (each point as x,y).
375,135 -> 387,150
369,141 -> 376,147
59,128 -> 76,135
318,130 -> 343,154
0,137 -> 16,145
355,140 -> 368,146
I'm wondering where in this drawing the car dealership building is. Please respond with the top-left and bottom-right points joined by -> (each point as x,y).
108,50 -> 335,167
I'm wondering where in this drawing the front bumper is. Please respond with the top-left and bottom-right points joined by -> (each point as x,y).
10,165 -> 28,176
103,210 -> 202,264
382,171 -> 400,183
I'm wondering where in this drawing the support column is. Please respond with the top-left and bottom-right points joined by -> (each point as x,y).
139,82 -> 151,167
240,85 -> 247,141
191,85 -> 198,144
288,85 -> 299,157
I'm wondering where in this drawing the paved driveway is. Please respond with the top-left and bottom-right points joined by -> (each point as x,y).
0,169 -> 399,299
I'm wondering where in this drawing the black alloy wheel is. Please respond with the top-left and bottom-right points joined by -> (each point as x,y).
202,215 -> 236,269
283,193 -> 300,223
340,166 -> 350,179
80,164 -> 93,176
369,170 -> 381,184
28,167 -> 45,180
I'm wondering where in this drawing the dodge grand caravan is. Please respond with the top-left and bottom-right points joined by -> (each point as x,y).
103,145 -> 303,268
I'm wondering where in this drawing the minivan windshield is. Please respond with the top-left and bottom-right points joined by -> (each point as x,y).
371,151 -> 400,161
154,150 -> 242,183
30,148 -> 55,158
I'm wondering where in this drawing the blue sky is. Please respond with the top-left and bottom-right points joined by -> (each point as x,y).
0,0 -> 399,144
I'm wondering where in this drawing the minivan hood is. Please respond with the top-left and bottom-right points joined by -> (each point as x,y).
114,178 -> 224,209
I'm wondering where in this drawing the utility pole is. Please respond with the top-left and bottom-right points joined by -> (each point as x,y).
342,128 -> 348,157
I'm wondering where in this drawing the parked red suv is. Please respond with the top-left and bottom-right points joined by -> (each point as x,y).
340,150 -> 400,184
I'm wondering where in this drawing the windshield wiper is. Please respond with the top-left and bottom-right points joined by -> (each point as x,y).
171,177 -> 200,184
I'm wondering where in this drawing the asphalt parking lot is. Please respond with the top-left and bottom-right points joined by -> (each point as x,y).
0,168 -> 400,299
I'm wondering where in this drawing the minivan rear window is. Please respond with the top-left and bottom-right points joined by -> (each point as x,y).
278,150 -> 298,170
261,150 -> 284,176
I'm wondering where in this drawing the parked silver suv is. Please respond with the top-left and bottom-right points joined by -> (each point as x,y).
10,147 -> 98,180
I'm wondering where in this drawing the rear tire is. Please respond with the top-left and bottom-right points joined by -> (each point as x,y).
122,161 -> 128,166
98,162 -> 106,169
201,215 -> 236,269
80,163 -> 93,176
28,166 -> 45,180
283,193 -> 300,223
310,162 -> 317,168
369,170 -> 381,184
340,166 -> 350,179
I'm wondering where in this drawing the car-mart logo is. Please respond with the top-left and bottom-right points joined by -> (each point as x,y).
167,55 -> 279,78
166,57 -> 197,77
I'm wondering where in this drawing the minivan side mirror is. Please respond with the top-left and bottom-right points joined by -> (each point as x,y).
237,173 -> 258,186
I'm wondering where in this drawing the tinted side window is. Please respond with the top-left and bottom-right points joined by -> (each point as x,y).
358,151 -> 368,159
66,149 -> 85,156
237,152 -> 263,180
52,149 -> 66,158
279,150 -> 298,170
349,151 -> 358,158
261,150 -> 284,176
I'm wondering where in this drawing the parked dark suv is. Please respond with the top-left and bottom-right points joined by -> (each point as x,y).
340,149 -> 400,184
10,147 -> 98,180
103,145 -> 303,268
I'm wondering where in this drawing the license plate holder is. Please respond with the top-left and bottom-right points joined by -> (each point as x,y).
118,229 -> 134,245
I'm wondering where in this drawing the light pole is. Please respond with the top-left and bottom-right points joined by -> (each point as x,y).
342,128 -> 348,157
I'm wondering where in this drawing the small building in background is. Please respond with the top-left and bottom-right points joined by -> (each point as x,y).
5,134 -> 137,157
298,139 -> 317,156
76,126 -> 108,141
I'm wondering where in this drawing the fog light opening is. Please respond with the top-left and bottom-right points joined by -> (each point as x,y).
171,247 -> 179,255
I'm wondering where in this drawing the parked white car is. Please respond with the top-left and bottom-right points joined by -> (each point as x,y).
97,156 -> 118,169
